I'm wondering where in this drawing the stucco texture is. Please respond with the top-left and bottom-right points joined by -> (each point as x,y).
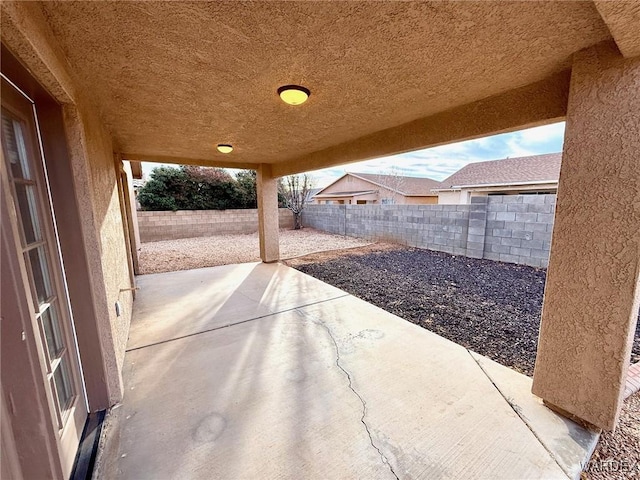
63,104 -> 133,405
532,42 -> 640,431
37,1 -> 611,168
82,114 -> 133,399
2,2 -> 133,404
594,1 -> 640,58
3,0 -> 639,428
257,164 -> 279,262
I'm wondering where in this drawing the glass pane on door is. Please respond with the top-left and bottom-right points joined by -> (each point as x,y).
14,182 -> 42,244
26,246 -> 53,304
1,114 -> 31,180
2,103 -> 80,424
40,306 -> 65,362
53,356 -> 74,412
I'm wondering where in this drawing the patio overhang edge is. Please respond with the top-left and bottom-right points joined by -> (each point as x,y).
129,161 -> 143,179
121,153 -> 258,171
593,1 -> 640,58
272,70 -> 570,178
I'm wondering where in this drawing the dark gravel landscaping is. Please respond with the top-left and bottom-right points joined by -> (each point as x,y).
289,245 -> 640,377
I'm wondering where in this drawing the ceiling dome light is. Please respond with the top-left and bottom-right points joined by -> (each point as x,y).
217,144 -> 233,154
278,85 -> 310,105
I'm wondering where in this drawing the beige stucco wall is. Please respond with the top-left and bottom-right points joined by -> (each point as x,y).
84,116 -> 133,394
63,105 -> 133,404
404,196 -> 438,205
438,185 -> 558,205
319,174 -> 436,204
321,175 -> 377,194
2,2 -> 133,404
437,191 -> 467,204
316,193 -> 378,204
532,42 -> 640,430
257,164 -> 280,262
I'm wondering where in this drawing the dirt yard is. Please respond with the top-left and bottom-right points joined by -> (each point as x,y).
138,228 -> 370,274
582,392 -> 640,479
286,243 -> 640,479
286,244 -> 640,377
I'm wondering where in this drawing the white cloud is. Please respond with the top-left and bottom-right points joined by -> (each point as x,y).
518,123 -> 565,145
140,162 -> 178,178
138,122 -> 565,188
311,121 -> 566,187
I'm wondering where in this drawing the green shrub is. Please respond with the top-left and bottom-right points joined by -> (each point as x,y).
138,166 -> 257,211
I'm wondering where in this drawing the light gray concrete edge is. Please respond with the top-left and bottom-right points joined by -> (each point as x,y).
94,263 -> 599,479
470,353 -> 600,479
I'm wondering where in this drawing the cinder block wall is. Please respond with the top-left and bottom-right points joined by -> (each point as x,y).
302,194 -> 556,268
482,195 -> 556,268
138,208 -> 294,242
345,204 -> 471,255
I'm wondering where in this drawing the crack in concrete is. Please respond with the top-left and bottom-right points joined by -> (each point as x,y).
467,350 -> 572,480
309,314 -> 400,480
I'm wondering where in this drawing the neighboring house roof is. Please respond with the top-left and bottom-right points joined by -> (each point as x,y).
315,172 -> 441,198
350,172 -> 442,196
315,190 -> 378,198
305,188 -> 322,202
435,153 -> 561,190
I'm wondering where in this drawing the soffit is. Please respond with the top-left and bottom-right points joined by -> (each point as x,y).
38,1 -> 611,166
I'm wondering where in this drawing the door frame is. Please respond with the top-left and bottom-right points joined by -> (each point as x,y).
2,73 -> 88,478
1,44 -> 117,478
1,45 -> 115,411
1,181 -> 65,479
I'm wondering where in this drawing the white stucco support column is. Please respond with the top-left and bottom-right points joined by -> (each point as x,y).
257,164 -> 280,263
532,42 -> 640,431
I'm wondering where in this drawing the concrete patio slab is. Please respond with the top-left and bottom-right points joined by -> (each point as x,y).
470,352 -> 600,479
97,263 -> 598,479
127,262 -> 346,350
296,296 -> 568,479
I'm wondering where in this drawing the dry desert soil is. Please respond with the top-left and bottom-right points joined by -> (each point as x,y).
285,243 -> 640,479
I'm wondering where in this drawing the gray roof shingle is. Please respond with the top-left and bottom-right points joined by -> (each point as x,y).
350,172 -> 442,195
438,153 -> 562,189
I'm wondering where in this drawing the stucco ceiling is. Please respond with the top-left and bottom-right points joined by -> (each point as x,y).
38,1 -> 612,168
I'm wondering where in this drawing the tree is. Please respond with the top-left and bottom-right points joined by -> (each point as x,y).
278,174 -> 312,230
137,166 -> 188,211
236,170 -> 257,208
377,166 -> 407,204
138,165 -> 245,210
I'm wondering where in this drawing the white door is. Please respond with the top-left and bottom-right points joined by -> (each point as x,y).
1,77 -> 88,478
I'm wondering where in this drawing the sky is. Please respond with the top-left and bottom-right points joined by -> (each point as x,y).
141,121 -> 565,188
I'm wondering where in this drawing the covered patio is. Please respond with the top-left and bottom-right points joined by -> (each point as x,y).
97,263 -> 597,479
1,2 -> 638,479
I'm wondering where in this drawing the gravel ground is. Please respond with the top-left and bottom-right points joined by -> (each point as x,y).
287,244 -> 640,377
138,228 -> 370,274
287,244 -> 640,479
291,244 -> 545,376
582,392 -> 640,479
